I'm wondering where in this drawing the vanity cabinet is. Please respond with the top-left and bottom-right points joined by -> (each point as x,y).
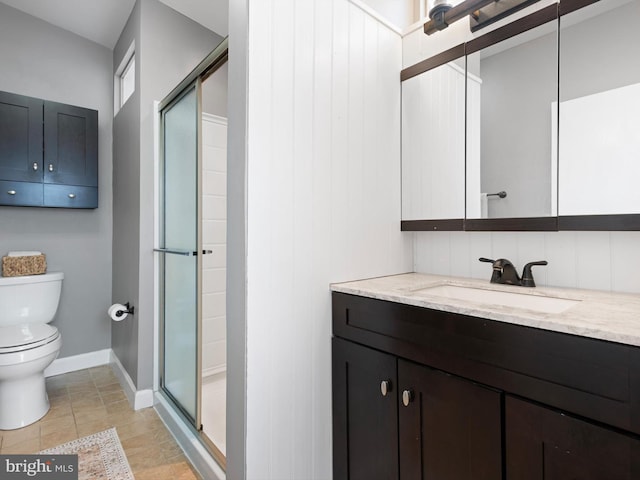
333,338 -> 502,480
506,396 -> 640,479
0,90 -> 98,208
332,291 -> 640,479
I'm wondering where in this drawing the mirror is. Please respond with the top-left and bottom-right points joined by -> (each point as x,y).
402,58 -> 466,222
466,18 -> 558,220
558,0 -> 640,216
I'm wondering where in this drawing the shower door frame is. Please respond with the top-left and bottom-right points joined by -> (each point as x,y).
156,38 -> 229,471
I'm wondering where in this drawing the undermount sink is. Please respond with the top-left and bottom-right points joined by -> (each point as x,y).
414,284 -> 580,314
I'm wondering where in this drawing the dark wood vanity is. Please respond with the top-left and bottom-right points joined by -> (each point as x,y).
332,290 -> 640,479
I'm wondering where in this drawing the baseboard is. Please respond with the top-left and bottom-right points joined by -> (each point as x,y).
203,365 -> 227,379
44,349 -> 111,377
155,392 -> 225,480
110,351 -> 154,411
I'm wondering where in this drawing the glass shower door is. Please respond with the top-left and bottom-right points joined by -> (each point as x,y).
158,83 -> 201,426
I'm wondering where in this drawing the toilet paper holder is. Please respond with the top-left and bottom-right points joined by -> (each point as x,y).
116,302 -> 135,318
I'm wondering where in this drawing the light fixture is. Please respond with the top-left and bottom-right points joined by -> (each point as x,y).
424,0 -> 540,35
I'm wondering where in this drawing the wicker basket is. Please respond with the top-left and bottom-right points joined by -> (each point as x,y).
1,254 -> 47,277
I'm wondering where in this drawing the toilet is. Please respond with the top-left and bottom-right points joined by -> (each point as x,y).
0,272 -> 63,430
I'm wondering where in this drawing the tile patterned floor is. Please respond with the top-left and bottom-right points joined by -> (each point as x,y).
0,365 -> 201,480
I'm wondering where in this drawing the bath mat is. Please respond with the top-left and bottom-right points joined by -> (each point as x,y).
40,427 -> 134,480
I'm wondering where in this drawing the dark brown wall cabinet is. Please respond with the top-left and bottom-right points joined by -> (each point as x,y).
332,292 -> 640,479
0,90 -> 98,209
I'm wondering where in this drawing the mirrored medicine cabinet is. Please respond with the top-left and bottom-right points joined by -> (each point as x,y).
401,0 -> 640,231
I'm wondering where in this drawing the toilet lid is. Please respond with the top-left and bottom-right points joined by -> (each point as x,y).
0,324 -> 59,354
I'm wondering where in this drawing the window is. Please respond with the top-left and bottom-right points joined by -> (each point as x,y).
120,55 -> 135,106
114,41 -> 135,114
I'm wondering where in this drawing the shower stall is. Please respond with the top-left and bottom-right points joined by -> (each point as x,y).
155,39 -> 228,473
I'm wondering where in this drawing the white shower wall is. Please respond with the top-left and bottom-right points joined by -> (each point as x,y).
202,113 -> 227,377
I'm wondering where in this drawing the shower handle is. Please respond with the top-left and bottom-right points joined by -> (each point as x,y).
154,248 -> 213,256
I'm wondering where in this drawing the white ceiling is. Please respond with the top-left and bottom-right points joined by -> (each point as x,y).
0,0 -> 228,50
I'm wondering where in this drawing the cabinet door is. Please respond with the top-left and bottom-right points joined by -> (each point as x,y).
506,395 -> 640,479
398,359 -> 502,480
333,338 -> 399,480
44,101 -> 98,187
0,91 -> 43,183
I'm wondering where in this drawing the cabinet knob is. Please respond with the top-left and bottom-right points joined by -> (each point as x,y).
48,164 -> 54,172
380,380 -> 392,397
402,389 -> 414,407
7,190 -> 16,195
33,162 -> 39,171
68,193 -> 76,199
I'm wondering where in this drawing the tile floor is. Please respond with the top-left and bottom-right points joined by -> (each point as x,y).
0,365 -> 202,480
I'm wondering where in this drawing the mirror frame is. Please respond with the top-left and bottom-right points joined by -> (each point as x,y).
400,0 -> 640,231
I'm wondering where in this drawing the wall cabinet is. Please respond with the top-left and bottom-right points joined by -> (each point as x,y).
332,292 -> 640,478
0,90 -> 98,208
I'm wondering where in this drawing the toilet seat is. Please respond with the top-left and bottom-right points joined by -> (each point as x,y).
0,324 -> 59,354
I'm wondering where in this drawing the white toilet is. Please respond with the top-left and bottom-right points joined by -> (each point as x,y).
0,272 -> 63,430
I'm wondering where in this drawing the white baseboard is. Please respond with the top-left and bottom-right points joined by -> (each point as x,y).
43,348 -> 154,411
202,365 -> 227,379
110,351 -> 154,411
44,349 -> 111,377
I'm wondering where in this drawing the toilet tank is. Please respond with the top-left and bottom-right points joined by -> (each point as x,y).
0,272 -> 64,327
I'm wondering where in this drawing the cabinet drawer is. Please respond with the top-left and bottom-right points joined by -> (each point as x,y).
44,184 -> 97,208
333,292 -> 638,435
0,180 -> 43,206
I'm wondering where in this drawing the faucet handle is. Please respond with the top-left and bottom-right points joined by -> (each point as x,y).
479,257 -> 503,283
521,261 -> 548,287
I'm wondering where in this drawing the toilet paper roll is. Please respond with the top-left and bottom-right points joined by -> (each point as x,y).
109,303 -> 128,322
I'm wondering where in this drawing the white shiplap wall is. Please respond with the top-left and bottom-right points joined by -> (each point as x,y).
402,63 -> 466,220
414,231 -> 640,294
245,0 -> 412,478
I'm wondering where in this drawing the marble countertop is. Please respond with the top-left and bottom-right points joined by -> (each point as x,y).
331,273 -> 640,347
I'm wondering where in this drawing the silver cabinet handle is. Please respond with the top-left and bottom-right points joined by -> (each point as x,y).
7,190 -> 16,195
48,164 -> 54,172
402,389 -> 413,407
380,380 -> 392,397
33,162 -> 39,171
68,193 -> 76,199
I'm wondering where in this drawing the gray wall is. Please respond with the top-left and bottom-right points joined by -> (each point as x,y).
0,3 -> 113,358
203,62 -> 228,117
112,1 -> 142,384
478,28 -> 556,218
560,0 -> 640,101
478,0 -> 640,219
111,0 -> 223,388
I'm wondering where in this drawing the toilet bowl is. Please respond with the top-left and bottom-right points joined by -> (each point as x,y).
0,272 -> 63,430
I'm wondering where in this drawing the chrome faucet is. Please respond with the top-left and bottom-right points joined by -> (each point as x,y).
479,258 -> 548,287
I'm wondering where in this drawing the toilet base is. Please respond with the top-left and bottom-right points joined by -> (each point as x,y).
0,372 -> 51,430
